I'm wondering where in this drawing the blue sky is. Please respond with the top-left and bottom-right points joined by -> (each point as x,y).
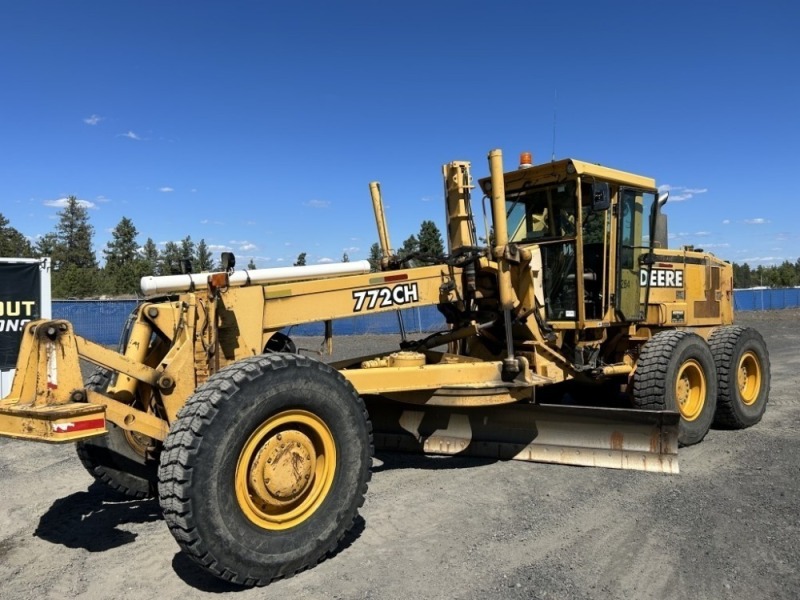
1,1 -> 798,268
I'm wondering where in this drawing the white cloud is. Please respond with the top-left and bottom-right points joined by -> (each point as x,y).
159,186 -> 174,193
118,131 -> 142,140
208,244 -> 231,251
44,197 -> 97,209
284,242 -> 292,246
740,256 -> 784,264
276,258 -> 285,263
240,243 -> 257,251
317,257 -> 334,263
95,195 -> 111,203
722,219 -> 731,224
421,196 -> 434,202
702,242 -> 731,249
343,246 -> 360,253
304,199 -> 330,208
200,219 -> 225,225
694,231 -> 711,237
84,114 -> 104,125
744,218 -> 769,225
658,184 -> 708,202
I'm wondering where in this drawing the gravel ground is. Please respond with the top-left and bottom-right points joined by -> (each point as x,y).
1,310 -> 798,599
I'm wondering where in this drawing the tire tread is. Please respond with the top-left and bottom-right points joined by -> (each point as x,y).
158,353 -> 373,587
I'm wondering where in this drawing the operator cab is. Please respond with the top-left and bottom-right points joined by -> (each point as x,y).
478,157 -> 659,327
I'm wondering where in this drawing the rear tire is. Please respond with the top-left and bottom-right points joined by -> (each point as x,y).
708,326 -> 770,428
632,330 -> 718,446
76,369 -> 158,499
158,354 -> 372,586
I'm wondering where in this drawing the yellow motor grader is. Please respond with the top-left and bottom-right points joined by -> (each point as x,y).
0,149 -> 769,586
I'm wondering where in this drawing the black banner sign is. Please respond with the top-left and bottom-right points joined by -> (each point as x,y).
0,262 -> 42,370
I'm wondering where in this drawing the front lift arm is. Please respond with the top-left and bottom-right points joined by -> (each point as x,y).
0,320 -> 169,443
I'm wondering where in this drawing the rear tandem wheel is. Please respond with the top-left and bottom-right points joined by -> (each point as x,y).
708,325 -> 770,428
157,353 -> 372,586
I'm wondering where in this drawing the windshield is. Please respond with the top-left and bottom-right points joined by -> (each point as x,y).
505,181 -> 576,243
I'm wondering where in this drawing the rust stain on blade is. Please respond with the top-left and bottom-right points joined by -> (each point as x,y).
610,431 -> 624,451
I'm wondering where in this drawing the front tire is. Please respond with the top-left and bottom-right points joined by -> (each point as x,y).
158,354 -> 372,586
708,326 -> 770,428
632,331 -> 718,446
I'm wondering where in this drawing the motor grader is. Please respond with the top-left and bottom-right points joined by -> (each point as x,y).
0,149 -> 769,586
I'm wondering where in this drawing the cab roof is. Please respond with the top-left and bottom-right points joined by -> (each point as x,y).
478,158 -> 657,195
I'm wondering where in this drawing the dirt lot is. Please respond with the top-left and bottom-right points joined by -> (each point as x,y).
1,310 -> 798,600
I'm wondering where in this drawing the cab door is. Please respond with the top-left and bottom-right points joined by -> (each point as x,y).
615,187 -> 655,321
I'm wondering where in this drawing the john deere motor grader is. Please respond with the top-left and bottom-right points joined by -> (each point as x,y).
0,149 -> 769,586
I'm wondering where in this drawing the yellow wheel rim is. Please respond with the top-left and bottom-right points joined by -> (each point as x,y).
738,351 -> 762,406
123,429 -> 153,459
235,410 -> 336,531
675,359 -> 706,422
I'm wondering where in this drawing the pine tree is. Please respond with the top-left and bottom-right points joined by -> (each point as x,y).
342,252 -> 350,263
0,213 -> 33,257
417,220 -> 445,257
159,241 -> 183,275
140,238 -> 159,275
54,196 -> 97,269
34,232 -> 59,258
294,252 -> 307,266
103,216 -> 142,295
398,234 -> 419,266
368,242 -> 381,272
180,236 -> 196,271
247,258 -> 257,270
195,238 -> 214,272
51,196 -> 99,297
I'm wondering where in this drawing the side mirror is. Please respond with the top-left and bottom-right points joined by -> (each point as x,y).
591,182 -> 610,211
220,252 -> 236,273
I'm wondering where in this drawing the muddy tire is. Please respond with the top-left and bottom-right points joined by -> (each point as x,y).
75,369 -> 158,499
158,354 -> 372,587
632,330 -> 718,446
708,326 -> 770,428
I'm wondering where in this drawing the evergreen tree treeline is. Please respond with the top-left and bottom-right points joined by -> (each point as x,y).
0,200 -> 224,298
5,206 -> 790,296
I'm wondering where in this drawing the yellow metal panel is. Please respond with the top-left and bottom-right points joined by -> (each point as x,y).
342,360 -> 538,395
87,390 -> 168,441
216,285 -> 265,360
77,337 -> 161,386
0,402 -> 106,443
262,265 -> 454,328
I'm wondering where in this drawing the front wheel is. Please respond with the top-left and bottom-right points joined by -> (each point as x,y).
632,330 -> 718,446
158,354 -> 372,586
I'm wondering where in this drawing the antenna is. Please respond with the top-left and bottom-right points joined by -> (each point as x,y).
551,89 -> 557,162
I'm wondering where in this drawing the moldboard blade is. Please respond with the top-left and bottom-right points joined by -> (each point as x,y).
365,398 -> 680,474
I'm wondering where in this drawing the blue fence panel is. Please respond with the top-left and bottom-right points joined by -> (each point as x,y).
54,290 -> 796,346
288,306 -> 447,337
53,300 -> 139,346
53,301 -> 448,345
734,288 -> 800,312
